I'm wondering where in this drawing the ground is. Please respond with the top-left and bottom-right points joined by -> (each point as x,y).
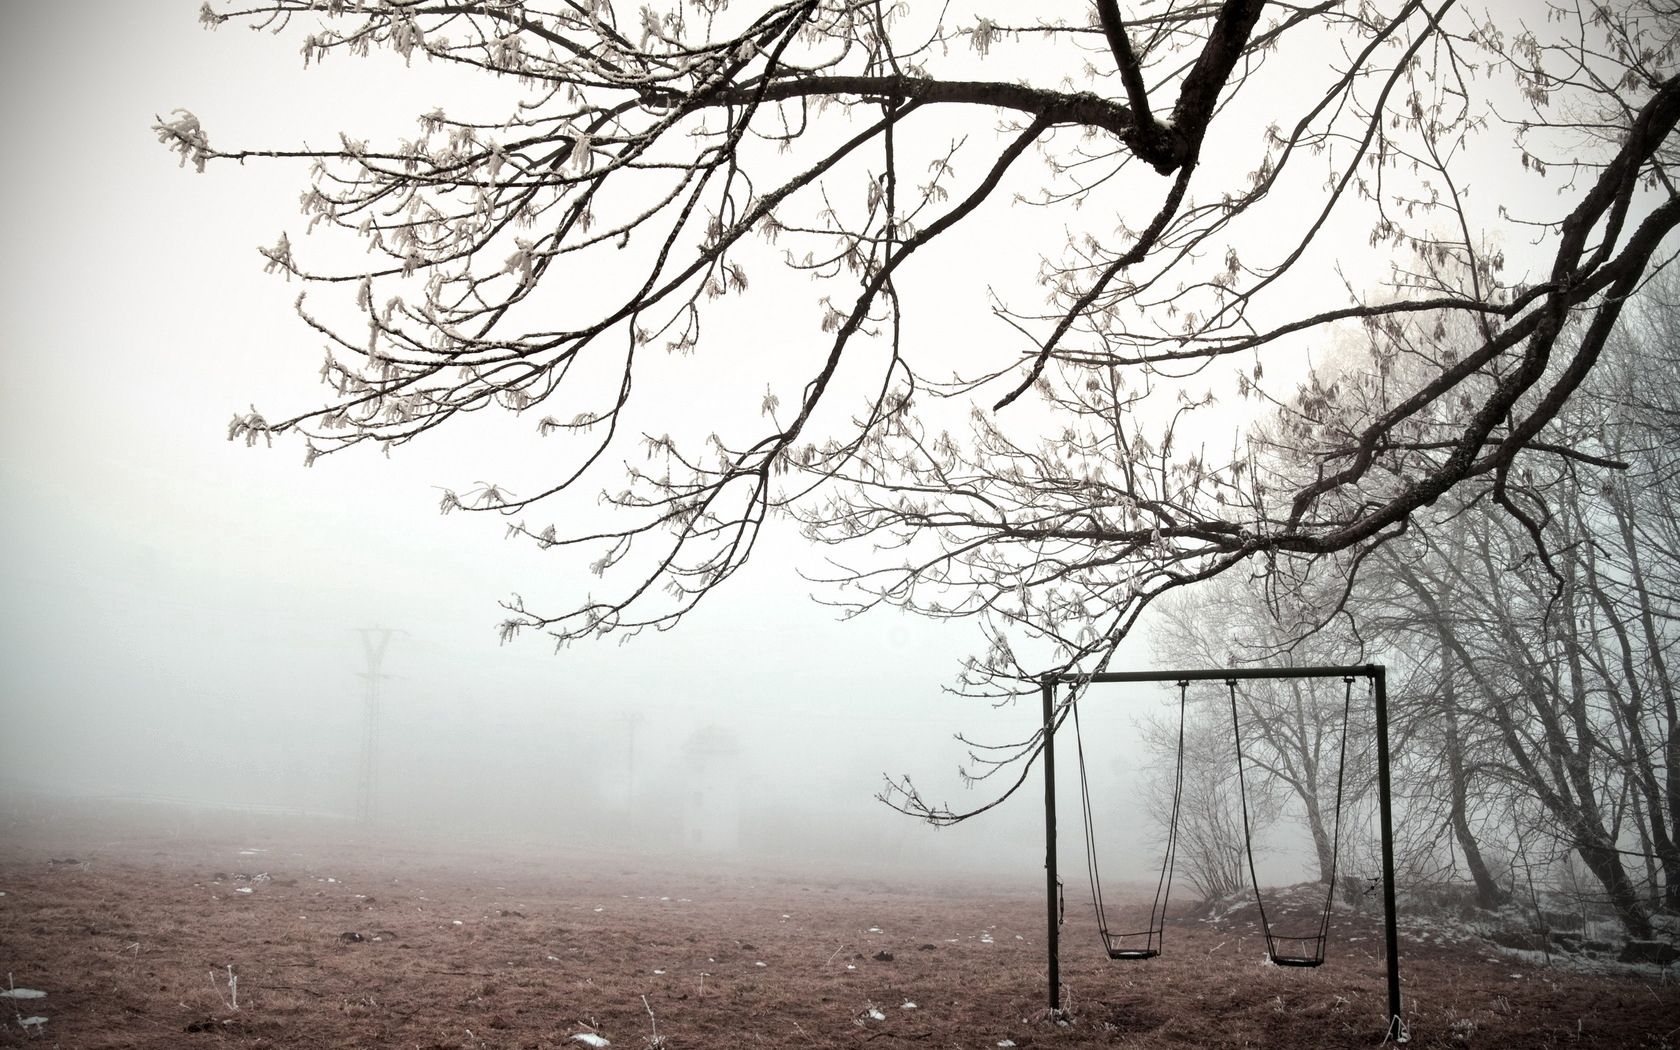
1,816 -> 1675,1048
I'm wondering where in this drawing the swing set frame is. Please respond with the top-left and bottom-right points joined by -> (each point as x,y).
1041,664 -> 1404,1043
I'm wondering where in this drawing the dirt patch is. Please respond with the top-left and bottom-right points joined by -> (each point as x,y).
0,833 -> 1675,1049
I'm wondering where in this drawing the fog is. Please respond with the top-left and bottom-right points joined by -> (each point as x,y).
0,474 -> 1169,883
1,466 -> 1163,881
0,1 -> 1325,894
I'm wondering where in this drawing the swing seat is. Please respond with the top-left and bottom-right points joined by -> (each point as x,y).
1102,930 -> 1163,961
1106,946 -> 1160,961
1269,954 -> 1324,968
1267,935 -> 1326,968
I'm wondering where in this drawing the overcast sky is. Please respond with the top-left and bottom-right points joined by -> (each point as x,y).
0,0 -> 1578,889
0,2 -> 1209,885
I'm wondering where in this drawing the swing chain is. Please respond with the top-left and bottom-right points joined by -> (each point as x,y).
1228,674 -> 1360,968
1075,677 -> 1189,961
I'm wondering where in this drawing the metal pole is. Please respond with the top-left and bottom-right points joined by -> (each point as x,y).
1041,662 -> 1401,1038
1042,674 -> 1059,1013
1374,665 -> 1405,1041
1062,664 -> 1374,685
353,627 -> 394,827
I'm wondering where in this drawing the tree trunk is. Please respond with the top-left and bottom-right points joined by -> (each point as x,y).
1302,793 -> 1335,885
1576,832 -> 1654,938
1438,640 -> 1508,908
1608,489 -> 1680,909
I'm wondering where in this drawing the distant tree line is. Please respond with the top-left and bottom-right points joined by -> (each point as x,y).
1143,275 -> 1680,937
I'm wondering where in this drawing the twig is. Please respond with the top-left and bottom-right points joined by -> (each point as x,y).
642,994 -> 665,1049
209,965 -> 239,1011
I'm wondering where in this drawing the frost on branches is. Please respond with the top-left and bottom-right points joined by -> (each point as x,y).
161,1 -> 1680,822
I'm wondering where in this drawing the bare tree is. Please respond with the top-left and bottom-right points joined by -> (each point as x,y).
160,1 -> 1680,823
1140,268 -> 1680,927
1583,278 -> 1680,911
1145,581 -> 1376,895
1356,523 -> 1519,910
1376,503 -> 1661,934
1349,282 -> 1680,932
1136,690 -> 1266,901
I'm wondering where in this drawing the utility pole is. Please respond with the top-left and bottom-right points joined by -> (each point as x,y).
620,711 -> 643,837
352,627 -> 400,827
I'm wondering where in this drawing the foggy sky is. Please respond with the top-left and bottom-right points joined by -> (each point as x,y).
0,1 -> 1549,887
0,1 -> 1185,886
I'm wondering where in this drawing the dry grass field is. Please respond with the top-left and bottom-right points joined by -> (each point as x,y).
1,819 -> 1676,1049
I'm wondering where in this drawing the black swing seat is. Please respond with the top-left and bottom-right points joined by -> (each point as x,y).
1106,946 -> 1160,961
1101,930 -> 1163,961
1267,935 -> 1327,968
1269,954 -> 1324,968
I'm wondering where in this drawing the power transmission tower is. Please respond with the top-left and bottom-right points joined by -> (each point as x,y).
620,711 -> 644,836
352,627 -> 400,826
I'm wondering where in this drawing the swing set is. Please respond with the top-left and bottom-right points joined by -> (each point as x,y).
1041,664 -> 1405,1043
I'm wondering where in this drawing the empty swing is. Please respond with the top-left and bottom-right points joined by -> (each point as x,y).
1226,675 -> 1356,968
1073,679 -> 1188,960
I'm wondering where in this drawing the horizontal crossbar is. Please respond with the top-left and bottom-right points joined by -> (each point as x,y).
1045,664 -> 1380,686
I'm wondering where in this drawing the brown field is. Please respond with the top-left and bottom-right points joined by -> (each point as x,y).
1,819 -> 1675,1049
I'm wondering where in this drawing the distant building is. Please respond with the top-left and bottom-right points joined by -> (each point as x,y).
679,725 -> 742,852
